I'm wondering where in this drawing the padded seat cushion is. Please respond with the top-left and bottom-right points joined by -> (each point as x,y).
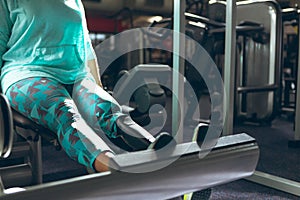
12,109 -> 60,149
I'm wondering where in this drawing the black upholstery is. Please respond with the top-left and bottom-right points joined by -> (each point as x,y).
12,109 -> 60,150
0,94 -> 13,159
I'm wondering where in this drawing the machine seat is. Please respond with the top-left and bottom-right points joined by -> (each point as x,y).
12,110 -> 60,150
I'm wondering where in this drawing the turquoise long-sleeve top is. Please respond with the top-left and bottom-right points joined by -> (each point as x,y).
0,0 -> 95,94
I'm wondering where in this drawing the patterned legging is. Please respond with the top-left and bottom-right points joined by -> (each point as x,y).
6,77 -> 125,169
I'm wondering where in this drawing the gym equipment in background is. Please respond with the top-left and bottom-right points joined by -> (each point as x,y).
113,64 -> 169,127
208,0 -> 282,124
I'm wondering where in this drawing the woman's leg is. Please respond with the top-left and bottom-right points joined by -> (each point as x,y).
6,77 -> 112,171
72,78 -> 161,152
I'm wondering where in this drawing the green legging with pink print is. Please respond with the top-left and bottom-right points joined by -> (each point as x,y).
5,77 -> 134,169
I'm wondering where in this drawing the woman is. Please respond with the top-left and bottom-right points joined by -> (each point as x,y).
0,0 -> 172,172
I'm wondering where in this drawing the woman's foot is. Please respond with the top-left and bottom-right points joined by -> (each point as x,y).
116,115 -> 155,151
115,115 -> 176,151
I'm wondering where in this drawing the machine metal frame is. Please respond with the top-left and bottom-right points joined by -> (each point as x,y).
0,133 -> 259,200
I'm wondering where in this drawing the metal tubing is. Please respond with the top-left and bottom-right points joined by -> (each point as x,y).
0,134 -> 259,200
223,0 -> 237,135
1,142 -> 30,159
237,85 -> 278,93
27,135 -> 43,185
294,10 -> 300,141
172,0 -> 185,142
246,171 -> 300,197
0,164 -> 32,188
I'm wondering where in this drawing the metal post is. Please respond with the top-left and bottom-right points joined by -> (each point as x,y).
293,10 -> 300,142
287,9 -> 300,148
172,0 -> 185,142
223,0 -> 237,135
246,171 -> 300,197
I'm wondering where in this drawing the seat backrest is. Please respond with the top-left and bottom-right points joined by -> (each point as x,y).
0,93 -> 14,158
